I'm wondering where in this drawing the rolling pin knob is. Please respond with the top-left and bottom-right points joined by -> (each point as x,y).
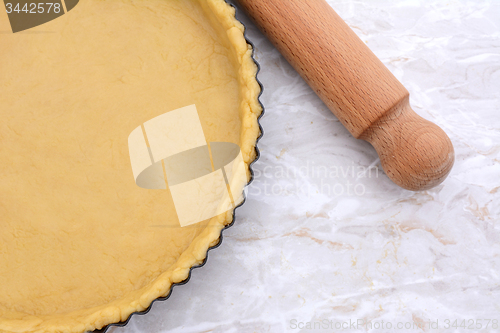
235,0 -> 455,191
360,97 -> 454,190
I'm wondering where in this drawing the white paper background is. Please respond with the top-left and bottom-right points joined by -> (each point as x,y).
109,1 -> 500,332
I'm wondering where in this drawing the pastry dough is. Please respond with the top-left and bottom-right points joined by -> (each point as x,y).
0,0 -> 261,332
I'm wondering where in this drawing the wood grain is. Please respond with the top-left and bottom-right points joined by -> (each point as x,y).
236,0 -> 454,191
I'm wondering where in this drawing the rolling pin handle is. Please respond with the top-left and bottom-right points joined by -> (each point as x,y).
359,96 -> 454,191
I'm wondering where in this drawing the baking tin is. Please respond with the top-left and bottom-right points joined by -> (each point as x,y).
92,2 -> 264,332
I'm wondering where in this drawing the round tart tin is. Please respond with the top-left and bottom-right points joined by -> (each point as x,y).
0,0 -> 263,332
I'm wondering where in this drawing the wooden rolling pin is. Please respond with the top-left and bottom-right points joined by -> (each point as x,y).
236,0 -> 454,191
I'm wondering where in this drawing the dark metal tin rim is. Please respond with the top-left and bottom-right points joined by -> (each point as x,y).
92,2 -> 264,332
